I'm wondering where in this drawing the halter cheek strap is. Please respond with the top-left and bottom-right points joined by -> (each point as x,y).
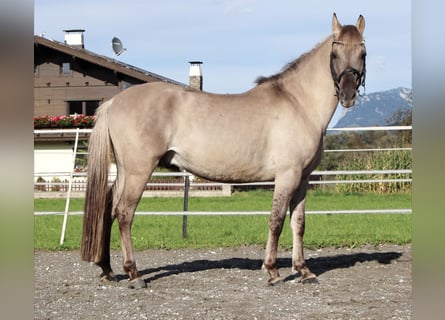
330,41 -> 366,97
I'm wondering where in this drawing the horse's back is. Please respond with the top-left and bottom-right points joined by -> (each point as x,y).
103,81 -> 321,183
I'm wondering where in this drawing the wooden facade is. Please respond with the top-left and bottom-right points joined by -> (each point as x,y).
34,35 -> 187,117
34,34 -> 188,178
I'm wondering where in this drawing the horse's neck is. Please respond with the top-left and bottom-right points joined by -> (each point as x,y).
281,36 -> 339,132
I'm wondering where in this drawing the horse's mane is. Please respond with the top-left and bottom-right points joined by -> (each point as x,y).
255,36 -> 331,86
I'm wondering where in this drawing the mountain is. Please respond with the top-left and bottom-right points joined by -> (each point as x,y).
333,87 -> 412,128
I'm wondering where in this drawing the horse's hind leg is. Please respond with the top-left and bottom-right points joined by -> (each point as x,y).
96,189 -> 116,281
113,169 -> 153,289
289,182 -> 317,283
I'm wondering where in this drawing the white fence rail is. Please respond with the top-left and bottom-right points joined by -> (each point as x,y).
34,169 -> 412,188
34,209 -> 412,216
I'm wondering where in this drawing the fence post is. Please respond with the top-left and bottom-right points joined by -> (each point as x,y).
60,128 -> 79,245
182,173 -> 190,238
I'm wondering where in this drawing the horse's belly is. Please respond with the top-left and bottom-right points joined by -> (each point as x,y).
168,148 -> 275,183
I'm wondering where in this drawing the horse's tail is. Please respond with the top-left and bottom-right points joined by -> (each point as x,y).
80,100 -> 113,263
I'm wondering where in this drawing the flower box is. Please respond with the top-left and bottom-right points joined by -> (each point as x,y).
34,114 -> 95,129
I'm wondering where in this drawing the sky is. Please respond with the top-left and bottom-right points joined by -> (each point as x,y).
34,0 -> 411,126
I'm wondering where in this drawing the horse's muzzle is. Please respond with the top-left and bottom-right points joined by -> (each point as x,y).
339,92 -> 357,108
338,72 -> 360,108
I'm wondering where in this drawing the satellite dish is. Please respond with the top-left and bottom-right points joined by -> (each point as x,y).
112,37 -> 126,56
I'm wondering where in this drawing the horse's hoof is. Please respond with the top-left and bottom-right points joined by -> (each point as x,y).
300,275 -> 318,284
128,277 -> 147,289
100,272 -> 117,282
267,276 -> 283,286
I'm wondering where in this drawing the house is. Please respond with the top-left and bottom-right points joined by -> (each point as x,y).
34,30 -> 189,117
34,30 -> 202,186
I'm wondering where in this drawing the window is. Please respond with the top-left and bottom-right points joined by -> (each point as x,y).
68,101 -> 83,114
85,101 -> 99,116
61,62 -> 71,74
68,100 -> 100,116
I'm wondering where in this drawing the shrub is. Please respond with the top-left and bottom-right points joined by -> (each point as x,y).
50,177 -> 62,191
35,176 -> 46,191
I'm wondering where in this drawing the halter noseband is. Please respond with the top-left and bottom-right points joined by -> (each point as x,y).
330,40 -> 366,97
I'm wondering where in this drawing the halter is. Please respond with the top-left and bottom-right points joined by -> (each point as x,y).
330,40 -> 366,97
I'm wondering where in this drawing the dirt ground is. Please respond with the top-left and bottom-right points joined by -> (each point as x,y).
34,244 -> 411,319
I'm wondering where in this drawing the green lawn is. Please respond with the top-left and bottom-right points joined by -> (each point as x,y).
34,190 -> 411,250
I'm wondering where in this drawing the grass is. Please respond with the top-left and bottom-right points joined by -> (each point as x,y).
34,190 -> 411,250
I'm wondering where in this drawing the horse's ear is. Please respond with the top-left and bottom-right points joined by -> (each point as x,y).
356,15 -> 365,34
332,13 -> 342,38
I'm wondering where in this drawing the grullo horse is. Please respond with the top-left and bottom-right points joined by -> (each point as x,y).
81,13 -> 366,288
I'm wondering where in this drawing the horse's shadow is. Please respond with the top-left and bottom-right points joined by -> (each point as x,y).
115,250 -> 403,284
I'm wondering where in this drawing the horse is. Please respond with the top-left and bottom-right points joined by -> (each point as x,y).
81,13 -> 366,288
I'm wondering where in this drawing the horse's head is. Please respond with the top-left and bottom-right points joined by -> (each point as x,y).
330,13 -> 366,108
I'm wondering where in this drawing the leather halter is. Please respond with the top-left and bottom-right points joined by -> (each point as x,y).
330,40 -> 366,97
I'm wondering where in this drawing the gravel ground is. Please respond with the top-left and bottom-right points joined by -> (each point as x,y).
35,244 -> 411,319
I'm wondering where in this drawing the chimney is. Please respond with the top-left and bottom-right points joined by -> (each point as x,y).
188,61 -> 203,91
63,29 -> 85,49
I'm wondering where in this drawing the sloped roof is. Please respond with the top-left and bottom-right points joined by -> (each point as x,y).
34,35 -> 187,87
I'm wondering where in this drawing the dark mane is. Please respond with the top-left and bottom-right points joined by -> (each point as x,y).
255,36 -> 331,86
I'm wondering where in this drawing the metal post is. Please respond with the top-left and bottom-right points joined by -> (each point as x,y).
182,173 -> 190,238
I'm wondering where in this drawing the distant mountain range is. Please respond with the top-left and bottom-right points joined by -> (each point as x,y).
333,87 -> 412,128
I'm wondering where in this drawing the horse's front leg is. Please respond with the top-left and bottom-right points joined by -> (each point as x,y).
96,215 -> 116,282
95,189 -> 116,282
289,182 -> 317,283
263,174 -> 299,285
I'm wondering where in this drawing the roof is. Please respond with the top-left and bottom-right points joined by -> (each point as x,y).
34,35 -> 187,87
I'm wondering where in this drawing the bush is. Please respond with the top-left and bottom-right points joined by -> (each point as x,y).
50,177 -> 62,191
35,176 -> 46,191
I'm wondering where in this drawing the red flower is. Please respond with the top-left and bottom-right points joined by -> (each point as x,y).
34,114 -> 96,129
